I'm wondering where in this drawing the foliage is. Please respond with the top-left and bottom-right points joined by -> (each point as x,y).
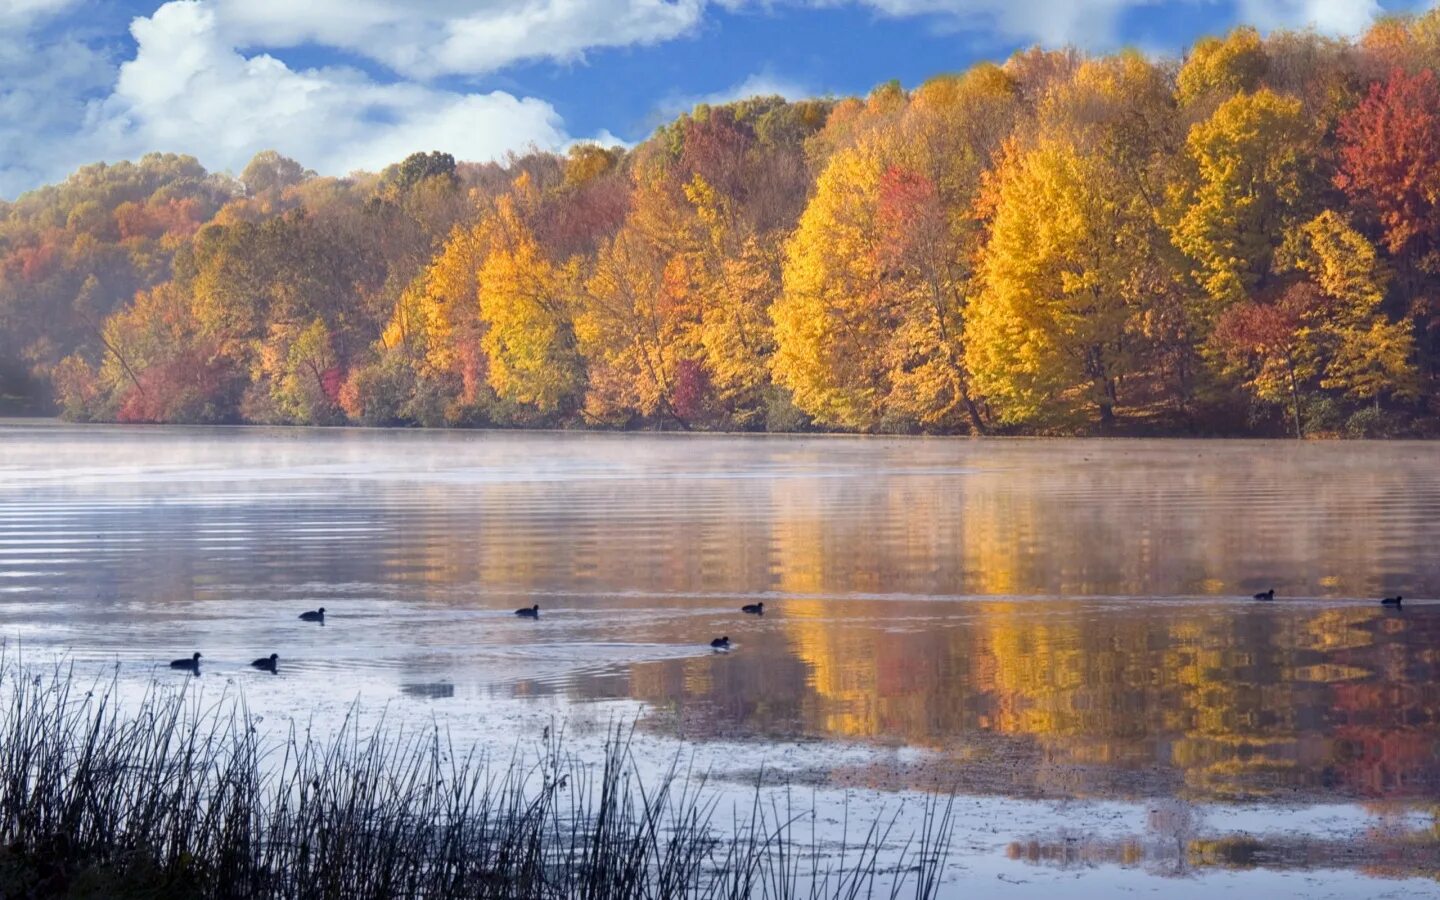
1177,27 -> 1267,108
9,22 -> 1440,436
1336,67 -> 1440,259
478,196 -> 585,414
1172,90 -> 1318,308
968,140 -> 1157,427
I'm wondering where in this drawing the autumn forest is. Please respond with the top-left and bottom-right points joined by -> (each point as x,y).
9,18 -> 1440,436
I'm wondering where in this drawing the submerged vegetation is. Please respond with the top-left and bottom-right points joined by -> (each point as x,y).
0,663 -> 953,899
10,16 -> 1440,434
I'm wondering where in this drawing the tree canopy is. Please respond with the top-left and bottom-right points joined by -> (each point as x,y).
9,16 -> 1440,436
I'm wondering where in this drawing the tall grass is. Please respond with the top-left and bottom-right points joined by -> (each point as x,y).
0,662 -> 954,899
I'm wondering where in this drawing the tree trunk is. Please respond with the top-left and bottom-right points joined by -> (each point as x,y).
1095,372 -> 1117,431
1098,399 -> 1115,430
963,392 -> 986,435
1286,359 -> 1303,440
81,310 -> 146,399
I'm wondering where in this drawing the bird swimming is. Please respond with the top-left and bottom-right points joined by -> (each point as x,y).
710,636 -> 731,650
299,607 -> 325,622
1382,595 -> 1403,607
251,653 -> 279,672
515,605 -> 540,618
741,602 -> 764,615
1252,589 -> 1275,601
169,651 -> 201,672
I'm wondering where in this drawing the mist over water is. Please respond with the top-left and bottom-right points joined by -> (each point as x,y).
3,422 -> 1439,895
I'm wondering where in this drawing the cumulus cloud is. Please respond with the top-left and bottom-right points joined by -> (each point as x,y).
0,2 -> 113,196
200,0 -> 1295,79
787,0 -> 1391,47
0,0 -> 616,196
87,1 -> 580,178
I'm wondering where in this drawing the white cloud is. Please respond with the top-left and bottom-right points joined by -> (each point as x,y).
0,2 -> 113,196
840,0 -> 1149,47
788,0 -> 1388,47
0,0 -> 79,25
204,0 -> 1147,72
210,0 -> 707,78
0,0 -> 1413,197
698,72 -> 815,104
1236,0 -> 1382,36
1,1 -> 606,196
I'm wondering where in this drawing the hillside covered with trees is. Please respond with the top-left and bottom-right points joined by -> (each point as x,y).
8,17 -> 1440,437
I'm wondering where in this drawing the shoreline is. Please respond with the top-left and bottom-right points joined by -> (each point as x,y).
6,415 -> 1440,442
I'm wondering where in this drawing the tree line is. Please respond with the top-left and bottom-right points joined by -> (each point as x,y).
8,17 -> 1440,436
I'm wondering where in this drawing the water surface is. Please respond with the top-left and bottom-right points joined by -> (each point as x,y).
2,423 -> 1438,895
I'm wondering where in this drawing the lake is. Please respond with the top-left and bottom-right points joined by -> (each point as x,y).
2,421 -> 1438,897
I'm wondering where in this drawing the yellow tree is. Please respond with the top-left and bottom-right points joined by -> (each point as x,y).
883,67 -> 1017,431
1211,211 -> 1418,436
577,220 -> 698,426
1297,213 -> 1417,403
66,280 -> 239,423
477,196 -> 585,414
685,176 -> 778,427
1171,89 -> 1317,310
967,139 -> 1156,427
380,221 -> 488,404
967,54 -> 1179,429
774,67 -> 1018,433
1176,27 -> 1267,109
274,317 -> 342,424
772,140 -> 891,430
574,151 -> 744,428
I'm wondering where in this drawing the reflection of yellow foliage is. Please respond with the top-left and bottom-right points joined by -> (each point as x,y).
1300,607 -> 1378,652
681,658 -> 713,698
1186,836 -> 1265,869
781,597 -> 874,737
758,565 -> 1432,800
768,479 -> 829,597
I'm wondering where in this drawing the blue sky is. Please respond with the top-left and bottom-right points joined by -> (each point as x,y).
0,0 -> 1431,198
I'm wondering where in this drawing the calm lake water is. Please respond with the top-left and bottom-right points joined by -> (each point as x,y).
2,422 -> 1438,896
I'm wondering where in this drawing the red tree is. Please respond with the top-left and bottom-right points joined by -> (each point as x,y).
1336,68 -> 1440,258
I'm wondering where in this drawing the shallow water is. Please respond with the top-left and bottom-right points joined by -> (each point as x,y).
2,421 -> 1438,895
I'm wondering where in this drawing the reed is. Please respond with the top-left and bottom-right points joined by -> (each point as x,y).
0,662 -> 954,899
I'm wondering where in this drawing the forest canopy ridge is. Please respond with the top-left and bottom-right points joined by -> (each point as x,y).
7,17 -> 1440,437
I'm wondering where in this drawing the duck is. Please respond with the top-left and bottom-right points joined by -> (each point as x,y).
515,605 -> 540,618
1252,589 -> 1275,601
1382,595 -> 1403,607
741,602 -> 764,615
710,636 -> 731,650
251,653 -> 279,672
298,607 -> 325,622
169,651 -> 202,672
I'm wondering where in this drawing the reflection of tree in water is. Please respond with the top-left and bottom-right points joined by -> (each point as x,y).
266,438 -> 1440,803
1325,612 -> 1440,798
603,600 -> 1440,802
1008,802 -> 1440,881
400,681 -> 455,700
1007,800 -> 1205,878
